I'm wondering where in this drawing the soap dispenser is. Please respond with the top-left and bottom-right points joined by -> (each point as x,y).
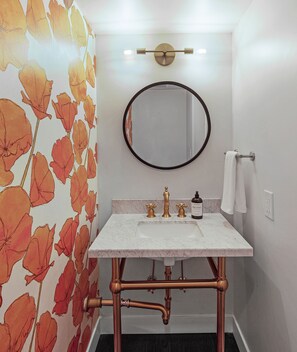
191,191 -> 203,219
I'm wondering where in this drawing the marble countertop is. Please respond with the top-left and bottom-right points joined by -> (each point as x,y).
89,213 -> 253,258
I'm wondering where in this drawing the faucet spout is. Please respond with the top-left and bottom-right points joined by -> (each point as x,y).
162,186 -> 171,218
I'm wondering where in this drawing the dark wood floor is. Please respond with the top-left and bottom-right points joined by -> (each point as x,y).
96,333 -> 240,352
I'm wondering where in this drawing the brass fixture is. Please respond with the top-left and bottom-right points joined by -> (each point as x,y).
84,256 -> 229,352
137,43 -> 194,66
146,203 -> 156,218
162,186 -> 171,218
176,203 -> 188,218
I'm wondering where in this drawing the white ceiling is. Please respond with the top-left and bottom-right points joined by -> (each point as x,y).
76,0 -> 253,35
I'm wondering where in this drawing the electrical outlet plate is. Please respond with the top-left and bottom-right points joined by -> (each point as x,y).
264,190 -> 274,220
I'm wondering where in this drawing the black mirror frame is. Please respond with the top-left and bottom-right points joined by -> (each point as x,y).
122,81 -> 211,170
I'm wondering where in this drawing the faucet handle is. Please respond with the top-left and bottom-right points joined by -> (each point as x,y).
176,203 -> 188,218
146,203 -> 156,218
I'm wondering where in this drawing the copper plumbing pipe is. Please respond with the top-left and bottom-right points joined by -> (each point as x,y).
164,266 -> 172,321
217,257 -> 227,352
122,299 -> 169,325
111,258 -> 122,352
84,297 -> 169,324
119,258 -> 126,280
83,298 -> 114,310
207,257 -> 218,277
121,278 -> 219,291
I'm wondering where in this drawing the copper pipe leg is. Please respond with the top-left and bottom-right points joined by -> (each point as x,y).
119,258 -> 126,280
217,289 -> 225,352
111,258 -> 122,352
217,257 -> 227,352
164,266 -> 172,322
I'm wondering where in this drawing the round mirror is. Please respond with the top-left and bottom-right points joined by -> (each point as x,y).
123,81 -> 211,170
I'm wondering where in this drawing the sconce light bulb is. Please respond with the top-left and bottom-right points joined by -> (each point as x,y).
197,48 -> 207,55
184,48 -> 194,54
137,48 -> 147,55
123,49 -> 133,56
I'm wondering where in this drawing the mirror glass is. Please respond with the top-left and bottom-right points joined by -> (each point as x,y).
123,81 -> 211,170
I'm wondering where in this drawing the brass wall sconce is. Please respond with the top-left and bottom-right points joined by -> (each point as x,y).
137,43 -> 194,66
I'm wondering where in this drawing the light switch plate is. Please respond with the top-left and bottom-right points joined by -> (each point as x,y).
264,190 -> 274,220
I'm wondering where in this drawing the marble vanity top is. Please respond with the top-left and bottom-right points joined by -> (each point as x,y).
89,213 -> 253,258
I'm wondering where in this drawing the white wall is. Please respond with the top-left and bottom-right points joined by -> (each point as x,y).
97,33 -> 233,321
97,33 -> 232,226
233,0 -> 297,350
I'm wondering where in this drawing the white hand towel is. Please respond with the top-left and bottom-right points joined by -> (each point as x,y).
221,151 -> 247,215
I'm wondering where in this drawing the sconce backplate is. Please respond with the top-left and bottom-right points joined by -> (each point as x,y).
154,43 -> 175,66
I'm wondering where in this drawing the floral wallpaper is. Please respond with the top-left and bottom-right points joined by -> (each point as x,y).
0,0 -> 99,351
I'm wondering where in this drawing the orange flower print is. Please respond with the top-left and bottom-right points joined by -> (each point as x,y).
68,59 -> 87,104
0,187 -> 32,285
85,191 -> 97,223
93,55 -> 96,74
26,0 -> 52,43
19,61 -> 53,120
86,53 -> 95,88
88,281 -> 98,318
55,215 -> 79,257
64,0 -> 74,9
3,293 -> 36,351
70,6 -> 87,48
88,258 -> 97,275
87,149 -> 96,179
0,99 -> 32,186
23,225 -> 55,285
0,323 -> 10,351
35,311 -> 57,352
0,0 -> 29,71
78,325 -> 91,352
72,120 -> 88,164
72,268 -> 89,326
83,95 -> 96,129
52,93 -> 78,133
67,326 -> 81,352
53,260 -> 76,315
30,152 -> 55,207
74,225 -> 90,274
70,165 -> 88,214
47,0 -> 72,43
50,136 -> 74,184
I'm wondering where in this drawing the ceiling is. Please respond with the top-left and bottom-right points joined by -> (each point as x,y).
76,0 -> 253,35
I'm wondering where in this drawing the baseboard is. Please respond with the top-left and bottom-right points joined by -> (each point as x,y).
233,316 -> 250,352
87,317 -> 101,352
100,314 -> 233,335
89,314 -> 250,352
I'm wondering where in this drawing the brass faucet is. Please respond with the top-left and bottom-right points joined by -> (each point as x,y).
162,186 -> 171,218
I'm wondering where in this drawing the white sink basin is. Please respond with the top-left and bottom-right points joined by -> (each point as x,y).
136,221 -> 203,266
137,221 -> 202,240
